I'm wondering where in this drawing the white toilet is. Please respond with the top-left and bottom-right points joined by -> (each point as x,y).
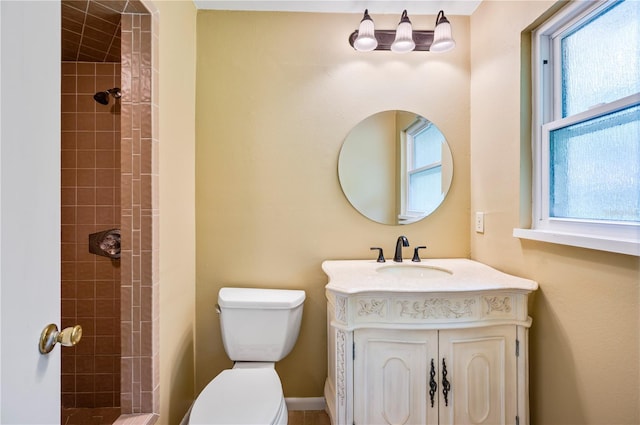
188,287 -> 306,425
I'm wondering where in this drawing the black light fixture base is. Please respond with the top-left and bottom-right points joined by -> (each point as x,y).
349,29 -> 435,52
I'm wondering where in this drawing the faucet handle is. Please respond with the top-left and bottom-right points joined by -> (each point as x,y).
412,246 -> 427,262
370,247 -> 386,263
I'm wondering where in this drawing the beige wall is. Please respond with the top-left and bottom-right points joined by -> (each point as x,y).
155,1 -> 197,424
470,1 -> 639,424
195,10 -> 471,397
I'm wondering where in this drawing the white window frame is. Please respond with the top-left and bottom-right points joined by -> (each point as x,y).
514,0 -> 640,256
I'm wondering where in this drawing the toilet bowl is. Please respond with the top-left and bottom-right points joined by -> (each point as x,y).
188,287 -> 305,425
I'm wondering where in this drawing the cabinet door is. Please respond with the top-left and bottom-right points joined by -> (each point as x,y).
439,326 -> 518,425
354,328 -> 439,425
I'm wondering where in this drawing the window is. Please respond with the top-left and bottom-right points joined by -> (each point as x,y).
515,0 -> 640,256
399,117 -> 446,222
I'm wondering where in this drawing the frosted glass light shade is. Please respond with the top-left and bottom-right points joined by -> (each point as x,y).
353,10 -> 377,51
391,11 -> 415,53
430,13 -> 455,53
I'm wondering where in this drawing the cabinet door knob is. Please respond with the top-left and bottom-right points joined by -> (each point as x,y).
429,358 -> 437,407
442,358 -> 451,406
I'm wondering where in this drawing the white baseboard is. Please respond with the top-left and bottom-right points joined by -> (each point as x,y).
285,397 -> 326,411
180,397 -> 326,423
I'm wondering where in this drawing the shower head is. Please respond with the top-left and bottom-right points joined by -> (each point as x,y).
93,88 -> 122,105
93,91 -> 110,105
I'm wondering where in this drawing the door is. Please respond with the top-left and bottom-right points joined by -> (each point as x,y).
439,326 -> 518,425
1,1 -> 62,423
354,328 -> 439,425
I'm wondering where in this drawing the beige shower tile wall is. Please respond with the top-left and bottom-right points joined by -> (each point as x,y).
120,12 -> 158,415
61,61 -> 122,409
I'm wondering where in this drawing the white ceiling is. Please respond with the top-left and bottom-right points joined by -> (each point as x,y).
193,0 -> 482,15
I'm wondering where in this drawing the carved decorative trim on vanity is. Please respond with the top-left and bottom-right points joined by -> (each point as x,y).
347,292 -> 526,324
335,296 -> 347,323
336,329 -> 346,404
357,299 -> 387,317
398,298 -> 476,319
484,296 -> 512,315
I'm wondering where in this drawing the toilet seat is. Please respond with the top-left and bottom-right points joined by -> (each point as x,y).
189,368 -> 286,425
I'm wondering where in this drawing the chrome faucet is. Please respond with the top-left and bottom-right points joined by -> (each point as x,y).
393,236 -> 410,262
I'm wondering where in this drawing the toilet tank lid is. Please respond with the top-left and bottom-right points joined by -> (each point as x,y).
218,287 -> 305,309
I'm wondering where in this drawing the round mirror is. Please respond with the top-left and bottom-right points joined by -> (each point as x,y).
338,110 -> 453,225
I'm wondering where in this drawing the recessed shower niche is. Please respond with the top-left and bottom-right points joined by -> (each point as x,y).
60,1 -> 159,423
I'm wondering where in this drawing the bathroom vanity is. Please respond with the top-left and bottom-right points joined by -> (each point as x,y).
323,259 -> 538,425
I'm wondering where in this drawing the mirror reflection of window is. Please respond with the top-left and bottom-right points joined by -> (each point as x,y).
338,110 -> 453,225
400,117 -> 445,223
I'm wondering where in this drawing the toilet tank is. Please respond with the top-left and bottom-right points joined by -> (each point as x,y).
218,287 -> 305,362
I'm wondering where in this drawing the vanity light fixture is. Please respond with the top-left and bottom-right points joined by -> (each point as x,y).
349,9 -> 456,53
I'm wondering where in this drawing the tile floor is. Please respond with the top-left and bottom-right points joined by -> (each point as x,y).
62,407 -> 121,425
288,410 -> 331,425
63,407 -> 330,425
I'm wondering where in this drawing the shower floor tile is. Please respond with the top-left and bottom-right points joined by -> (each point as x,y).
62,407 -> 121,425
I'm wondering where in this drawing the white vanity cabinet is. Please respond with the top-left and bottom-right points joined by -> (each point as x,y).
355,326 -> 518,425
323,259 -> 538,425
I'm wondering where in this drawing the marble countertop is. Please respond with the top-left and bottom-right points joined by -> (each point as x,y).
323,258 -> 538,294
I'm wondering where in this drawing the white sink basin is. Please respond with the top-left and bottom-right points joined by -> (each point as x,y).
376,264 -> 452,278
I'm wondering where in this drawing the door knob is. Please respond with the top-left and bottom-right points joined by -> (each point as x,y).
39,324 -> 82,354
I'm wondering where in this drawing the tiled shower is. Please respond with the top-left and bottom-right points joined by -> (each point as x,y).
60,1 -> 158,423
61,61 -> 122,419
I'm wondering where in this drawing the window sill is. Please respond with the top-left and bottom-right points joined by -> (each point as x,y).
513,228 -> 640,257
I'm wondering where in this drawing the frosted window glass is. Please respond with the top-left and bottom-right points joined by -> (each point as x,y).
550,104 -> 640,221
409,167 -> 443,213
413,125 -> 443,168
561,0 -> 640,117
